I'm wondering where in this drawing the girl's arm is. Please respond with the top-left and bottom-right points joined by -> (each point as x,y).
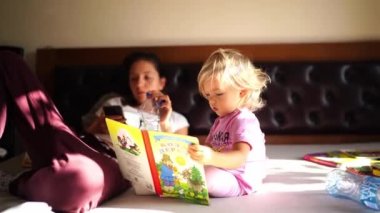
188,142 -> 250,169
82,93 -> 121,133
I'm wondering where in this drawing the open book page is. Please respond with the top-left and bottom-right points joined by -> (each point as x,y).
106,118 -> 156,195
105,118 -> 210,205
147,131 -> 209,205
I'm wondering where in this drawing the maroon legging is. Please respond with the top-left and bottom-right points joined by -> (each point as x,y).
0,51 -> 129,212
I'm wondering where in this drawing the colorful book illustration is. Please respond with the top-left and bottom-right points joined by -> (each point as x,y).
303,150 -> 380,177
105,118 -> 210,205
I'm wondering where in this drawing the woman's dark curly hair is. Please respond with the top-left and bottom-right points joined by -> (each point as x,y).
117,51 -> 164,106
122,52 -> 163,77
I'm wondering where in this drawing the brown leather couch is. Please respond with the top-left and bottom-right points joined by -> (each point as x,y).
52,61 -> 380,136
36,43 -> 380,144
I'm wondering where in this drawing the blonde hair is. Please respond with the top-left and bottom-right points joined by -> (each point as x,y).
198,48 -> 270,111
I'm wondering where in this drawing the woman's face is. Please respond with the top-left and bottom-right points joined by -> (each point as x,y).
129,60 -> 166,104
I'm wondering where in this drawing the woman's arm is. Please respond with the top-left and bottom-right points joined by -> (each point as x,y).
174,126 -> 188,135
188,142 -> 250,169
84,114 -> 108,135
82,94 -> 123,134
150,90 -> 189,135
159,120 -> 189,135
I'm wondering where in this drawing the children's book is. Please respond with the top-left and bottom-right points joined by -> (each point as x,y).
105,118 -> 210,205
303,150 -> 380,177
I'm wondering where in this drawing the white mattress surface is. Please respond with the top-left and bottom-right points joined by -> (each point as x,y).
1,142 -> 380,213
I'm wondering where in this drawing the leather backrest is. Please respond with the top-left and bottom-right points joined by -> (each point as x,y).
53,61 -> 380,135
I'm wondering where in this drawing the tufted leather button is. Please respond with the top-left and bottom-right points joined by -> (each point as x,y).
306,110 -> 320,127
288,90 -> 301,105
340,64 -> 352,84
305,65 -> 316,84
272,111 -> 286,127
322,89 -> 335,106
343,110 -> 357,127
360,88 -> 380,108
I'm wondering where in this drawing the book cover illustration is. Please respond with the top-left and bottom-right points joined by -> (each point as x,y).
106,118 -> 210,205
303,150 -> 380,177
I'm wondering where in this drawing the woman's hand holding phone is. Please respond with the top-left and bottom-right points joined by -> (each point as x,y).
103,106 -> 127,124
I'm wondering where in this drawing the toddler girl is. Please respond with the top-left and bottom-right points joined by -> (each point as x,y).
188,48 -> 270,197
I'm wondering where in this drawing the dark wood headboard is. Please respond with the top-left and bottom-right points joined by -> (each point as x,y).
36,42 -> 380,144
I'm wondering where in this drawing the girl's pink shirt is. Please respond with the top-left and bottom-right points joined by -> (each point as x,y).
205,108 -> 267,194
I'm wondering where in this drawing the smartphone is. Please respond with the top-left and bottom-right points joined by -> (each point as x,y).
103,105 -> 124,117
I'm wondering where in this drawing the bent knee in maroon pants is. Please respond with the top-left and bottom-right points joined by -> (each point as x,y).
13,154 -> 122,212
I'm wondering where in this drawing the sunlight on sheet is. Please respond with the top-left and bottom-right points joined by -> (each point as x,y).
259,159 -> 332,194
2,202 -> 53,213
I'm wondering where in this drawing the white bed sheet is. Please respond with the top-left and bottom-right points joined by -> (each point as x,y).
1,142 -> 380,213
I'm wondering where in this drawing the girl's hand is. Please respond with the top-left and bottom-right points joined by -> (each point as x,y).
190,142 -> 251,169
188,144 -> 213,165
